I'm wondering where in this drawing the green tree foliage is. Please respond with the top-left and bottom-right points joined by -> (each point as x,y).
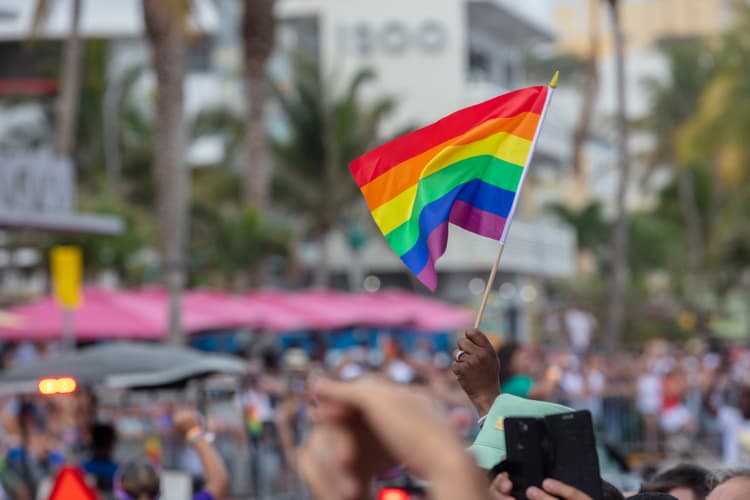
677,13 -> 750,189
671,7 -> 750,295
640,38 -> 715,174
545,201 -> 609,258
270,59 -> 396,283
41,194 -> 155,286
74,39 -> 109,190
189,167 -> 287,288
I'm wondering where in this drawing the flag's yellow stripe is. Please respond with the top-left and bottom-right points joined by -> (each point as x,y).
370,132 -> 532,234
360,112 -> 540,211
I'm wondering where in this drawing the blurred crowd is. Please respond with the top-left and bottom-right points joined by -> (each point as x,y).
0,327 -> 750,498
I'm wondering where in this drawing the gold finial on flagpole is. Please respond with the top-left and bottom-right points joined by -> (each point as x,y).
550,70 -> 559,89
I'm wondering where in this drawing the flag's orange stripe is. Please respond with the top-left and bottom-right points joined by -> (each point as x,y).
360,111 -> 540,211
350,86 -> 547,187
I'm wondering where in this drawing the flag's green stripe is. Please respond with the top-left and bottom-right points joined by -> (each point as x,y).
383,155 -> 522,256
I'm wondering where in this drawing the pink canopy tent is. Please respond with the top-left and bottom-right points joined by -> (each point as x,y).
366,290 -> 473,331
175,288 -> 469,333
137,288 -> 343,332
0,287 -> 222,341
244,289 -> 363,331
0,287 -> 473,340
239,289 -> 471,332
133,288 -> 262,330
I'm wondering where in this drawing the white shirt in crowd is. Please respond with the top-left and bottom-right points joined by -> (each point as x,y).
718,405 -> 750,465
636,372 -> 662,416
565,309 -> 596,353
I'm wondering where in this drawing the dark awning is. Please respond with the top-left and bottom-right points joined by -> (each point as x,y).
0,211 -> 123,234
0,342 -> 246,395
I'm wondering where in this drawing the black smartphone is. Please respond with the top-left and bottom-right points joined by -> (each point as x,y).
503,416 -> 549,500
504,410 -> 602,500
544,411 -> 602,499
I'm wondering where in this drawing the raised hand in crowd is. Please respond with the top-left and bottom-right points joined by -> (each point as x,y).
451,329 -> 501,416
172,409 -> 229,500
299,377 -> 490,500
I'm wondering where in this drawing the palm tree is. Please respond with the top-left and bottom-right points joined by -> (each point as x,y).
546,201 -> 609,272
676,8 -> 750,229
271,60 -> 396,286
604,0 -> 630,350
673,6 -> 750,310
640,39 -> 715,276
31,0 -> 83,157
191,200 -> 286,289
241,0 -> 276,212
571,0 -> 601,200
142,0 -> 189,344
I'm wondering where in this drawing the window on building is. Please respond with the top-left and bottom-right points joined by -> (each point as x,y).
186,36 -> 213,73
468,48 -> 491,82
285,16 -> 320,64
504,61 -> 515,87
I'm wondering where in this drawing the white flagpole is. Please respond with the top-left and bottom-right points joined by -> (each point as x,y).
474,71 -> 559,329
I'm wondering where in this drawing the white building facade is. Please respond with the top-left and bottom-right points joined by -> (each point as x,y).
0,0 -> 577,338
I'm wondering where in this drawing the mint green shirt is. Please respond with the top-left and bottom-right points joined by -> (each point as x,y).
501,375 -> 534,398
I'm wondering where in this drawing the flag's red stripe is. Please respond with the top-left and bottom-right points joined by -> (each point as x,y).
359,111 -> 540,210
350,86 -> 547,187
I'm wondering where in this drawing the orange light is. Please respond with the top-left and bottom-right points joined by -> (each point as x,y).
38,379 -> 57,395
38,377 -> 78,395
56,377 -> 77,394
379,488 -> 410,500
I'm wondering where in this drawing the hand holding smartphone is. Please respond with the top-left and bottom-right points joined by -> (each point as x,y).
504,410 -> 602,500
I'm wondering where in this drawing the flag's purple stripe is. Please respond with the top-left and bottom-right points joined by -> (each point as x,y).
415,220 -> 450,291
410,204 -> 507,291
416,264 -> 438,292
449,200 -> 508,240
398,180 -> 513,279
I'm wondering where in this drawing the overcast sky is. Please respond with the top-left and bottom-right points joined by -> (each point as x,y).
496,0 -> 554,31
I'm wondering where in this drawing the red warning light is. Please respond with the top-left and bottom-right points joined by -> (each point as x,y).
38,377 -> 77,395
379,488 -> 410,500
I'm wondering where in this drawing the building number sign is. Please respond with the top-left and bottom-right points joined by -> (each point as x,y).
338,20 -> 449,56
0,154 -> 74,214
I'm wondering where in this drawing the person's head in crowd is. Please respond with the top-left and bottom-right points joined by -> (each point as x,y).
602,480 -> 627,500
84,423 -> 119,494
90,422 -> 118,461
707,469 -> 750,500
283,345 -> 309,374
498,343 -> 523,381
497,343 -> 536,397
261,349 -> 280,373
117,458 -> 160,500
16,401 -> 43,442
640,463 -> 717,500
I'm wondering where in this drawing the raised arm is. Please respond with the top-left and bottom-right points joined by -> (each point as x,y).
173,410 -> 229,499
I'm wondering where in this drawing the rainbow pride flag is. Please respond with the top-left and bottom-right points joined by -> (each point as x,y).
350,83 -> 554,291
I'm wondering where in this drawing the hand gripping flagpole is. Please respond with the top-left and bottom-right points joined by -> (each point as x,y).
474,71 -> 559,329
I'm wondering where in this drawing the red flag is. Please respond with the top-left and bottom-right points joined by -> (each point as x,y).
49,466 -> 97,500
